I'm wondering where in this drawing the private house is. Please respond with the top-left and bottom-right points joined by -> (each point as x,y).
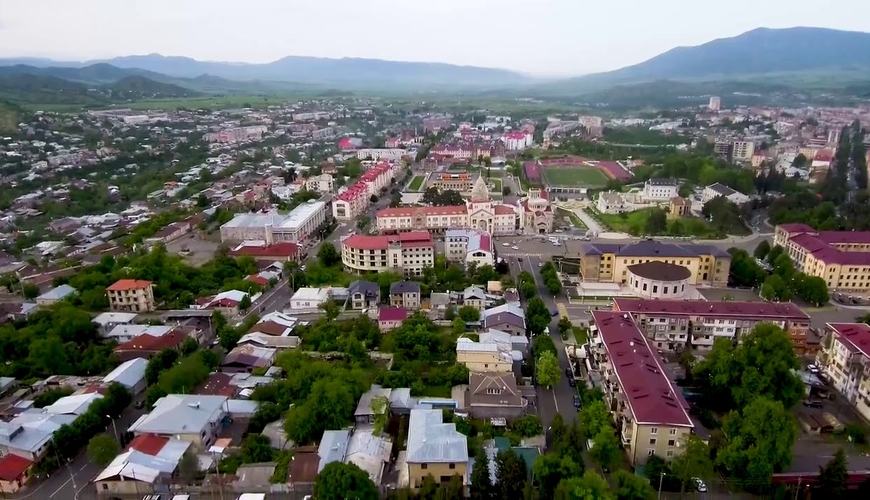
354,385 -> 393,426
406,409 -> 468,489
195,290 -> 252,317
314,428 -> 392,488
112,327 -> 190,362
35,284 -> 77,306
104,324 -> 173,344
465,372 -> 525,419
0,412 -> 76,461
456,337 -> 516,374
379,307 -> 408,332
93,434 -> 192,497
390,281 -> 421,309
462,286 -> 487,311
668,197 -> 691,218
288,287 -> 330,312
93,312 -> 138,337
106,279 -> 156,313
481,304 -> 526,337
221,345 -> 277,373
702,183 -> 750,205
0,454 -> 32,494
101,358 -> 148,395
127,395 -> 229,450
348,280 -> 380,310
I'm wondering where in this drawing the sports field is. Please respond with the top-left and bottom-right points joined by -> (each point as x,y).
541,165 -> 610,187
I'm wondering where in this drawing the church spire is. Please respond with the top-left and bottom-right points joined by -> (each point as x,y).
470,175 -> 490,202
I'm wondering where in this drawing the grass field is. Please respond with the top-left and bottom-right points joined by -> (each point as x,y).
489,178 -> 503,192
542,166 -> 609,187
407,176 -> 425,191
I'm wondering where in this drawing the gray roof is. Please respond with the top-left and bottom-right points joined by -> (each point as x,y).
128,394 -> 227,435
646,178 -> 679,186
468,373 -> 522,407
406,409 -> 468,464
355,385 -> 392,417
708,182 -> 738,196
389,388 -> 414,410
463,286 -> 486,300
481,303 -> 525,330
317,430 -> 350,472
37,284 -> 77,301
390,281 -> 420,294
348,280 -> 380,299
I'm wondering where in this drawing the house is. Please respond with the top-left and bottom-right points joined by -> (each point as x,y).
93,434 -> 192,497
456,337 -> 517,374
702,183 -> 750,205
127,394 -> 229,450
379,307 -> 408,332
246,311 -> 299,338
221,345 -> 276,373
104,324 -> 173,344
668,197 -> 691,218
113,327 -> 191,361
288,287 -> 330,311
44,393 -> 103,416
348,280 -> 380,310
0,454 -> 32,494
481,329 -> 529,355
0,412 -> 76,461
481,304 -> 526,337
462,286 -> 487,311
102,358 -> 148,395
390,281 -> 421,309
354,385 -> 392,426
314,429 -> 391,487
465,372 -> 525,419
35,284 -> 77,306
406,409 -> 468,489
93,312 -> 138,337
0,302 -> 37,323
196,290 -> 251,316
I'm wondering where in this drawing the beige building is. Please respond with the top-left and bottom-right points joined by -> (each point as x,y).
732,140 -> 756,162
406,409 -> 468,489
775,223 -> 870,293
456,337 -> 514,373
342,232 -> 435,277
431,172 -> 476,193
588,311 -> 693,466
305,173 -> 335,193
577,240 -> 731,287
817,323 -> 870,422
107,279 -> 156,313
668,197 -> 691,218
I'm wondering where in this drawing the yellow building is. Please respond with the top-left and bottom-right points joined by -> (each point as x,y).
456,338 -> 513,373
576,240 -> 730,287
817,323 -> 870,422
775,223 -> 870,293
588,311 -> 694,465
668,197 -> 691,218
406,409 -> 468,489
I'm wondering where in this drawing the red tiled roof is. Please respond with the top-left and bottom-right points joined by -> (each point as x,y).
249,320 -> 290,336
777,223 -> 815,234
196,373 -> 237,397
128,434 -> 169,456
818,231 -> 870,245
379,307 -> 409,322
106,279 -> 152,292
828,323 -> 870,359
229,241 -> 299,258
114,328 -> 187,353
494,204 -> 515,215
247,275 -> 269,286
591,311 -> 693,427
343,231 -> 433,251
0,454 -> 32,481
613,298 -> 809,320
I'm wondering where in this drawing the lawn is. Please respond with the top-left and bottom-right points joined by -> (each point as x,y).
542,166 -> 609,188
407,176 -> 425,191
489,178 -> 503,192
555,208 -> 587,229
596,208 -> 729,238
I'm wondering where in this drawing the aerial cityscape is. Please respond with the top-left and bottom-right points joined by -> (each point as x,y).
2,5 -> 870,500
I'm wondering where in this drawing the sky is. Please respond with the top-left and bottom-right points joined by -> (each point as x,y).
2,0 -> 870,77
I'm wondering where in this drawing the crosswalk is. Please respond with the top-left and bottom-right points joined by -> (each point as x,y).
500,252 -> 548,258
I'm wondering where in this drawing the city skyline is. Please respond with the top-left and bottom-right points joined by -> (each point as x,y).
1,0 -> 869,76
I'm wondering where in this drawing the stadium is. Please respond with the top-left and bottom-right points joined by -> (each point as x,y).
523,157 -> 632,195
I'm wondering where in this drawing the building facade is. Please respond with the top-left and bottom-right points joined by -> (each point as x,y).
775,223 -> 870,293
642,178 -> 679,200
107,279 -> 156,313
817,323 -> 870,422
219,201 -> 328,244
341,232 -> 435,277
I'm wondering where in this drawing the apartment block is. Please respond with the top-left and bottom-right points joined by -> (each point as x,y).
106,279 -> 156,313
817,323 -> 870,422
587,311 -> 694,466
775,223 -> 870,293
341,231 -> 435,277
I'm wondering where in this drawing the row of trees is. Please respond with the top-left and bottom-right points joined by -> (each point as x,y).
539,262 -> 562,295
759,244 -> 830,306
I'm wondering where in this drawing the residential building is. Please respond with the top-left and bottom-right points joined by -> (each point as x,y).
0,412 -> 76,461
390,281 -> 421,309
642,178 -> 679,200
708,96 -> 721,111
127,394 -> 228,450
105,324 -> 172,344
701,183 -> 750,205
732,141 -> 756,162
445,229 -> 494,267
305,173 -> 335,193
107,279 -> 156,313
333,161 -> 398,221
817,323 -> 870,421
92,312 -> 138,337
348,280 -> 380,310
576,240 -> 731,287
195,290 -> 251,317
465,372 -> 525,419
35,284 -> 77,306
406,409 -> 468,489
222,345 -> 276,373
501,131 -> 533,150
93,434 -> 191,496
456,337 -> 515,374
0,454 -> 32,494
44,393 -> 103,417
342,232 -> 435,277
101,358 -> 148,395
462,286 -> 487,311
288,287 -> 330,311
313,428 -> 391,487
143,220 -> 192,246
379,307 -> 408,332
356,149 -> 407,161
481,304 -> 526,337
775,223 -> 870,293
587,311 -> 693,466
219,200 -> 328,244
113,326 -> 191,362
668,197 -> 691,218
612,298 -> 811,353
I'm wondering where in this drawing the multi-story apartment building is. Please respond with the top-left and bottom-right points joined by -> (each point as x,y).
220,201 -> 328,244
204,126 -> 268,144
356,149 -> 407,161
577,240 -> 731,287
817,323 -> 870,421
305,173 -> 334,193
732,141 -> 756,162
587,311 -> 694,466
107,279 -> 156,313
341,231 -> 435,277
775,223 -> 870,293
501,131 -> 533,150
612,298 -> 811,353
332,162 -> 397,221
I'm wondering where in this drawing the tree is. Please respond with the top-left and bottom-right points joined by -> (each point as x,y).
590,427 -> 621,471
761,274 -> 791,302
370,194 -> 379,203
816,449 -> 848,498
87,434 -> 119,466
453,317 -> 466,336
469,445 -> 494,500
532,334 -> 557,359
458,305 -> 481,322
727,248 -> 766,288
766,244 -> 785,264
533,453 -> 582,500
317,242 -> 341,267
536,351 -> 561,388
496,450 -> 528,500
177,451 -> 201,483
238,293 -> 251,312
644,208 -> 668,235
241,434 -> 274,463
794,275 -> 829,307
555,471 -> 614,500
613,469 -> 656,500
21,283 -> 39,300
526,297 -> 551,336
503,186 -> 512,196
313,462 -> 379,500
578,400 -> 610,439
558,316 -> 573,338
670,435 -> 714,493
754,240 -> 771,260
511,415 -> 543,438
319,300 -> 341,321
717,397 -> 797,482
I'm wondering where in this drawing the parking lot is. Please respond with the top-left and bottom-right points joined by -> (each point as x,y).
167,232 -> 221,266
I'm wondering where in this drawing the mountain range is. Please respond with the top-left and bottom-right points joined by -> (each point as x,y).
0,27 -> 868,106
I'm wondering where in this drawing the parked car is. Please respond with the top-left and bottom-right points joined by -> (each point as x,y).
803,400 -> 824,409
573,395 -> 582,410
568,378 -> 576,388
692,478 -> 707,493
135,400 -> 144,409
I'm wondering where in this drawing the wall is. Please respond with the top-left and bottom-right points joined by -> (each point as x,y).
408,463 -> 467,489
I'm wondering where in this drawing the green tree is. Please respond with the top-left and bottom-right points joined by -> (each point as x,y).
727,248 -> 766,288
670,435 -> 714,493
453,317 -> 466,336
496,450 -> 528,500
533,453 -> 582,500
87,434 -> 119,466
469,444 -> 494,500
555,471 -> 614,500
319,300 -> 341,321
458,305 -> 481,322
241,434 -> 274,463
21,283 -> 40,300
613,469 -> 656,500
766,244 -> 785,264
589,427 -> 621,471
717,397 -> 797,482
511,415 -> 543,438
644,208 -> 668,235
532,334 -> 557,359
526,297 -> 551,336
558,316 -> 573,338
313,462 -> 379,500
239,293 -> 252,312
536,351 -> 561,388
794,275 -> 830,307
317,242 -> 341,267
579,399 -> 610,439
815,448 -> 848,498
754,240 -> 771,260
760,274 -> 791,302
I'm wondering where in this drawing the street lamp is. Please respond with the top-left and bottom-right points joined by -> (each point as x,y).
106,415 -> 119,443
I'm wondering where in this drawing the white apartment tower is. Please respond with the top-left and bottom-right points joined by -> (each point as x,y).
709,96 -> 721,112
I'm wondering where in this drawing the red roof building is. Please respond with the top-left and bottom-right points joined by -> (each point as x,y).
113,328 -> 188,361
0,454 -> 32,493
774,223 -> 870,292
107,279 -> 153,292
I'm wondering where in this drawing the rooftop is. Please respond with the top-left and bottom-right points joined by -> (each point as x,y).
278,200 -> 326,230
128,394 -> 228,435
378,307 -> 408,322
102,358 -> 148,389
343,231 -> 433,251
591,311 -> 693,428
406,409 -> 468,464
0,454 -> 32,481
107,279 -> 152,292
613,298 -> 809,320
627,262 -> 692,282
828,323 -> 870,359
581,240 -> 730,259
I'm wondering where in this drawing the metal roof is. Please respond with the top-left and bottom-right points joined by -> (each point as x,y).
406,409 -> 468,464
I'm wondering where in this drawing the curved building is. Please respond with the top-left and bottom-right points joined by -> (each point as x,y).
627,261 -> 691,299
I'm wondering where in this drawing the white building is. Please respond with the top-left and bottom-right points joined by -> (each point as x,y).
445,229 -> 495,267
341,231 -> 435,277
501,132 -> 533,151
709,96 -> 721,112
356,149 -> 406,161
732,141 -> 756,162
702,183 -> 750,205
305,174 -> 335,194
288,287 -> 331,311
333,161 -> 398,221
220,200 -> 328,244
642,178 -> 679,200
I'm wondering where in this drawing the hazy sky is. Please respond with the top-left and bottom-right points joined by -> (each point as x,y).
2,0 -> 869,76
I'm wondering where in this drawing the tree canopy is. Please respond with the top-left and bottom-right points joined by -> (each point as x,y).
536,351 -> 561,388
716,397 -> 797,482
313,462 -> 379,500
526,297 -> 551,336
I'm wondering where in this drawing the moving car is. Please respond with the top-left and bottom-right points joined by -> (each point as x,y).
803,400 -> 824,409
511,246 -> 519,250
502,242 -> 510,247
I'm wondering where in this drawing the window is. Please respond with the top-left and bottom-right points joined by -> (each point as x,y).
449,463 -> 456,470
669,429 -> 677,435
421,464 -> 428,470
666,450 -> 674,457
649,438 -> 657,445
668,440 -> 676,446
650,427 -> 658,435
648,449 -> 656,456
486,388 -> 502,395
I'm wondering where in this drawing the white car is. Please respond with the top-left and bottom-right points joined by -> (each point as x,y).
502,242 -> 510,247
692,478 -> 707,493
511,246 -> 519,250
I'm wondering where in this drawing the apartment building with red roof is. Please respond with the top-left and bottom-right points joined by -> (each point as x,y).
106,279 -> 156,313
774,223 -> 870,293
588,311 -> 693,466
818,322 -> 870,422
332,161 -> 399,221
341,231 -> 434,277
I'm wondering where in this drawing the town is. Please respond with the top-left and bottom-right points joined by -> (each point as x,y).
0,67 -> 870,500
